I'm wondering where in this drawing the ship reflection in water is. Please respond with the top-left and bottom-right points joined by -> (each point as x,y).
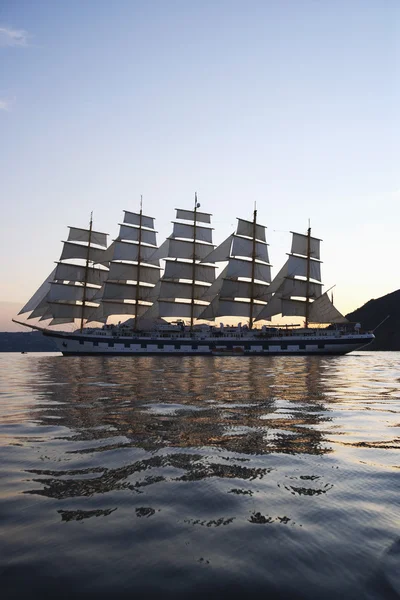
1,353 -> 399,600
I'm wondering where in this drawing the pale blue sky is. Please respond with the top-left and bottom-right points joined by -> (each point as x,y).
1,0 -> 399,328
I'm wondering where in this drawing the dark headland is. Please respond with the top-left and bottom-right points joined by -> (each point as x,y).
0,331 -> 57,352
1,290 -> 399,352
345,289 -> 400,351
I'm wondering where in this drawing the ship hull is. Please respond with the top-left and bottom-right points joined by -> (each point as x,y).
44,330 -> 374,356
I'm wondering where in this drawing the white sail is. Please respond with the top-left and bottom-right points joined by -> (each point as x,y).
200,234 -> 233,263
18,268 -> 56,314
308,293 -> 348,324
159,281 -> 210,300
265,261 -> 289,297
48,282 -> 99,303
167,239 -> 213,261
146,300 -> 208,319
200,298 -> 264,320
287,254 -> 321,281
197,212 -> 271,322
18,210 -> 354,336
256,229 -> 345,325
290,232 -> 321,260
27,300 -> 50,319
147,238 -> 170,262
112,241 -> 160,265
60,241 -> 108,265
219,279 -> 270,302
124,211 -> 154,230
254,294 -> 280,320
257,294 -> 343,323
164,261 -> 216,283
236,219 -> 266,242
46,302 -> 99,320
226,258 -> 271,283
89,300 -> 151,319
54,263 -> 108,286
200,266 -> 227,301
231,236 -> 270,263
143,205 -> 215,322
93,208 -> 162,323
101,282 -> 158,301
19,220 -> 109,326
281,298 -> 308,317
108,262 -> 160,284
172,222 -> 213,244
102,241 -> 116,263
118,224 -> 157,246
280,278 -> 322,299
68,227 -> 108,247
37,307 -> 53,321
48,318 -> 75,326
176,208 -> 211,224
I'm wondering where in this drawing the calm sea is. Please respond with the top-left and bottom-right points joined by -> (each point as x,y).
0,351 -> 399,600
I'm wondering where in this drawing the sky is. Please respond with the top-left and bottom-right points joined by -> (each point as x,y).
1,0 -> 399,331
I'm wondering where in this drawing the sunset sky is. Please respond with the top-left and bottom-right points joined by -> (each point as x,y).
1,0 -> 399,331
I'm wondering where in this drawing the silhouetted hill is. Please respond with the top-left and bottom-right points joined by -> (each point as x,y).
0,331 -> 58,352
346,289 -> 400,350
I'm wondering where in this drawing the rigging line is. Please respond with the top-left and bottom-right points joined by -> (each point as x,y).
324,284 -> 336,295
372,315 -> 390,333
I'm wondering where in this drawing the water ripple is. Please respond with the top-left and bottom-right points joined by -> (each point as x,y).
0,351 -> 399,599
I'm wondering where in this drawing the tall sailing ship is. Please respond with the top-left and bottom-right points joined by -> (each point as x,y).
14,197 -> 374,355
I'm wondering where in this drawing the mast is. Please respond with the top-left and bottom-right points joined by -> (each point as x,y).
190,193 -> 198,330
305,223 -> 311,328
143,205 -> 214,322
134,195 -> 143,329
248,205 -> 257,329
197,215 -> 271,322
90,209 -> 160,322
80,212 -> 93,332
255,228 -> 326,323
